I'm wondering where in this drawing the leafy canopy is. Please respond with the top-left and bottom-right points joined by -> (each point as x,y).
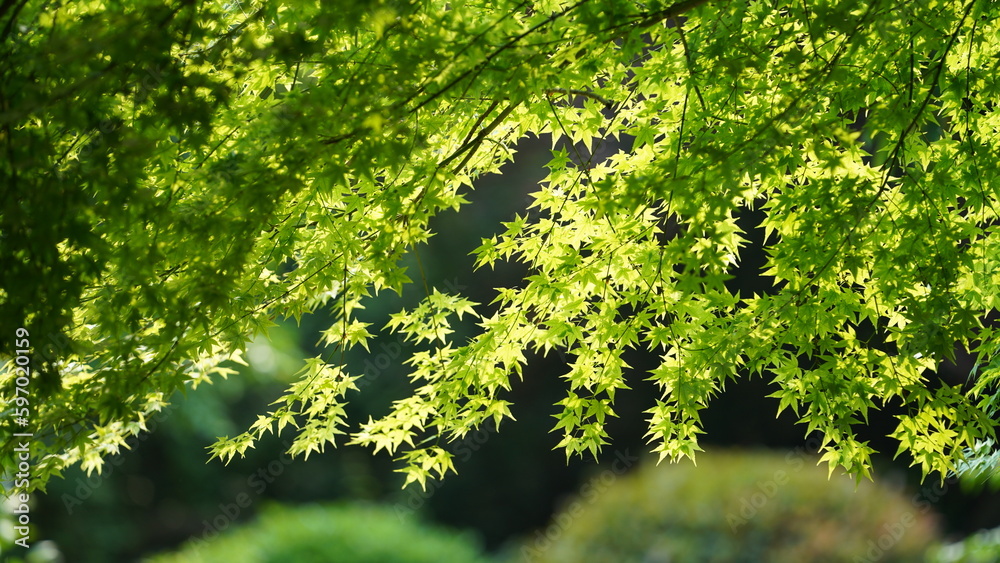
2,0 -> 1000,491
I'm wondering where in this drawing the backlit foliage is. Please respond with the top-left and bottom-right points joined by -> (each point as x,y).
2,0 -> 999,490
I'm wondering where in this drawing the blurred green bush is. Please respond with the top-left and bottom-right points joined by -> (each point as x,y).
0,497 -> 63,563
145,502 -> 494,563
927,526 -> 1000,563
515,449 -> 940,563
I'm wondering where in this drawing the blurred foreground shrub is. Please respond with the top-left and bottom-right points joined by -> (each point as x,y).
0,497 -> 63,563
927,526 -> 1000,563
146,502 -> 493,563
517,449 -> 939,563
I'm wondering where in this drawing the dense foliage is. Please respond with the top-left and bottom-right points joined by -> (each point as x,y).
147,502 -> 493,562
512,449 -> 939,562
2,0 -> 1000,491
928,525 -> 1000,563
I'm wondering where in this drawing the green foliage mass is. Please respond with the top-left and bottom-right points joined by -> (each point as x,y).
146,502 -> 493,563
2,0 -> 1000,490
927,526 -> 1000,563
515,449 -> 940,563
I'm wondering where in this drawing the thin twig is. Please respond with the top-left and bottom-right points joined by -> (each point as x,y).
544,88 -> 614,108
